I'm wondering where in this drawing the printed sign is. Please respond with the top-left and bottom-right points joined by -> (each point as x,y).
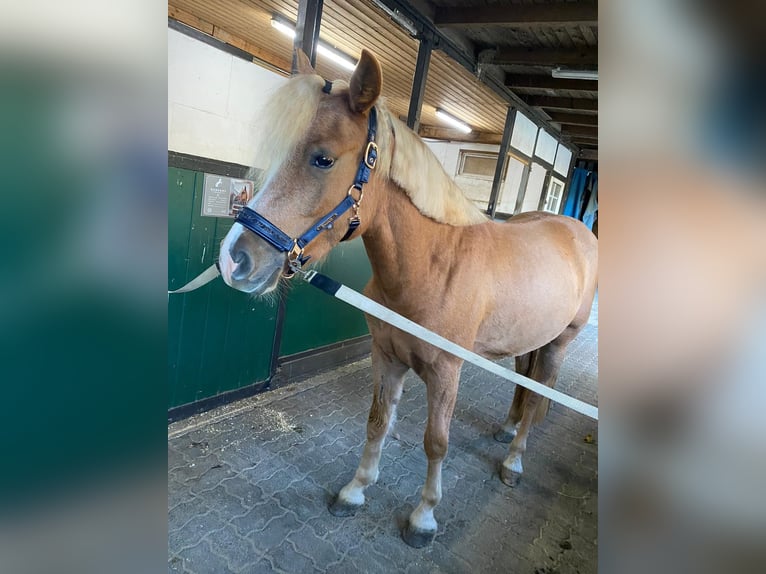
201,174 -> 255,218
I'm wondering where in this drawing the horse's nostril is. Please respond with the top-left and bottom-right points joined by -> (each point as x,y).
230,249 -> 253,280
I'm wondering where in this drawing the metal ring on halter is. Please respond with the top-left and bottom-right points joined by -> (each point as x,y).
347,185 -> 364,206
284,241 -> 304,278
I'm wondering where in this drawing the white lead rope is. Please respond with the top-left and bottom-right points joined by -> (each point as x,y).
303,270 -> 598,420
167,264 -> 220,295
168,265 -> 598,420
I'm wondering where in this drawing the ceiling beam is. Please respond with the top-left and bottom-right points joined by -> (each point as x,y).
372,0 -> 565,136
434,4 -> 598,28
571,140 -> 599,147
418,124 -> 502,145
578,149 -> 599,161
523,95 -> 597,112
561,124 -> 598,137
491,47 -> 597,67
559,133 -> 598,145
547,112 -> 598,126
506,74 -> 598,92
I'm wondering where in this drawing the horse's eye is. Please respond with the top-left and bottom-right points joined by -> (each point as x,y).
312,155 -> 335,169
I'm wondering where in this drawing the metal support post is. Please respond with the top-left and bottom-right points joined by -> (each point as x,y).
486,106 -> 516,217
406,32 -> 433,131
293,0 -> 324,71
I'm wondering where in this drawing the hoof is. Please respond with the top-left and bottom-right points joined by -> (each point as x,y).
493,428 -> 516,443
500,464 -> 522,487
328,497 -> 361,517
402,522 -> 436,548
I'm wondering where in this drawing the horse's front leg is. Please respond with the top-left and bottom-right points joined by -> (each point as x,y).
402,358 -> 461,548
329,345 -> 408,516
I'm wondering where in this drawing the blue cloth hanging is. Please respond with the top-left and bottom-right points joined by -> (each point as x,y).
581,173 -> 598,230
563,167 -> 588,219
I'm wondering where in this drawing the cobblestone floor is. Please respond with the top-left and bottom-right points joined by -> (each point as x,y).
168,300 -> 597,573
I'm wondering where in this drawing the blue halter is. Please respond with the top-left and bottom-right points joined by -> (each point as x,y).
235,104 -> 378,277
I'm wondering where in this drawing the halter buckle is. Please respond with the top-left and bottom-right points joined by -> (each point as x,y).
364,141 -> 378,170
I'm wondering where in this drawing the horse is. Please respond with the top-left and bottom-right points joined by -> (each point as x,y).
219,49 -> 598,547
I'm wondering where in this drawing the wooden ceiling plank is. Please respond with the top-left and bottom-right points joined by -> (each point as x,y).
326,1 -> 417,57
434,4 -> 598,28
169,4 -> 215,35
425,53 -> 507,130
418,125 -> 502,145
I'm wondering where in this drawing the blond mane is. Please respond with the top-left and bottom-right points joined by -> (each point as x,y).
375,109 -> 488,226
249,74 -> 326,183
250,75 -> 487,226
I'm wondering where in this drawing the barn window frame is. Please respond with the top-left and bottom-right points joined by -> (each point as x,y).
457,150 -> 509,181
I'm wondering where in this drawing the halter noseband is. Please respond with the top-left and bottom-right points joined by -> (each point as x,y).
235,104 -> 378,278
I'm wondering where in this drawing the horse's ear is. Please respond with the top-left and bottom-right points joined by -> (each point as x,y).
293,50 -> 316,75
348,49 -> 382,113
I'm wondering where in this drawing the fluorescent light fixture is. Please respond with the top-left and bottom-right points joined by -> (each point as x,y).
370,0 -> 418,37
435,109 -> 472,134
270,17 -> 357,72
552,67 -> 598,81
316,44 -> 357,71
270,18 -> 296,38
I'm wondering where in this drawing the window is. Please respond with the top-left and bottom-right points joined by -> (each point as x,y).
510,111 -> 537,156
534,130 -> 557,164
543,177 -> 565,213
553,144 -> 572,176
457,150 -> 507,180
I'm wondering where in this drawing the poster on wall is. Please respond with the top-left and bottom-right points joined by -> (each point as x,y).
201,174 -> 254,218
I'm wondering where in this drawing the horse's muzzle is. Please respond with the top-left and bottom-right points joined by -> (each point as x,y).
220,225 -> 284,294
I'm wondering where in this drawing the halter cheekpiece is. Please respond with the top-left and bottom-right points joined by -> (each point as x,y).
235,95 -> 378,278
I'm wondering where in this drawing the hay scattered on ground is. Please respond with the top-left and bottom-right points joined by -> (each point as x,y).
251,408 -> 295,433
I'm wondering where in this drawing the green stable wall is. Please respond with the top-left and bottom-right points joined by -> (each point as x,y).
280,241 -> 372,357
168,167 -> 372,410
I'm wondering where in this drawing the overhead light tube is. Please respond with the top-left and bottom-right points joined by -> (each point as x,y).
270,17 -> 357,72
435,109 -> 472,133
315,44 -> 357,72
551,67 -> 598,80
270,18 -> 296,38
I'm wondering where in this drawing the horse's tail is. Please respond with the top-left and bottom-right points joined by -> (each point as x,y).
514,351 -> 552,425
510,385 -> 551,426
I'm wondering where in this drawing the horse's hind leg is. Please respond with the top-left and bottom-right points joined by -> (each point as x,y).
329,344 -> 408,516
402,358 -> 461,548
494,353 -> 533,443
500,321 -> 586,486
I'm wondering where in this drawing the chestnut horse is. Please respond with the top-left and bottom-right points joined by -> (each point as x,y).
220,50 -> 598,547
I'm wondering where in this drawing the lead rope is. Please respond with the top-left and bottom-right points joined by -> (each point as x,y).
167,263 -> 220,295
298,269 -> 599,421
165,265 -> 598,420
